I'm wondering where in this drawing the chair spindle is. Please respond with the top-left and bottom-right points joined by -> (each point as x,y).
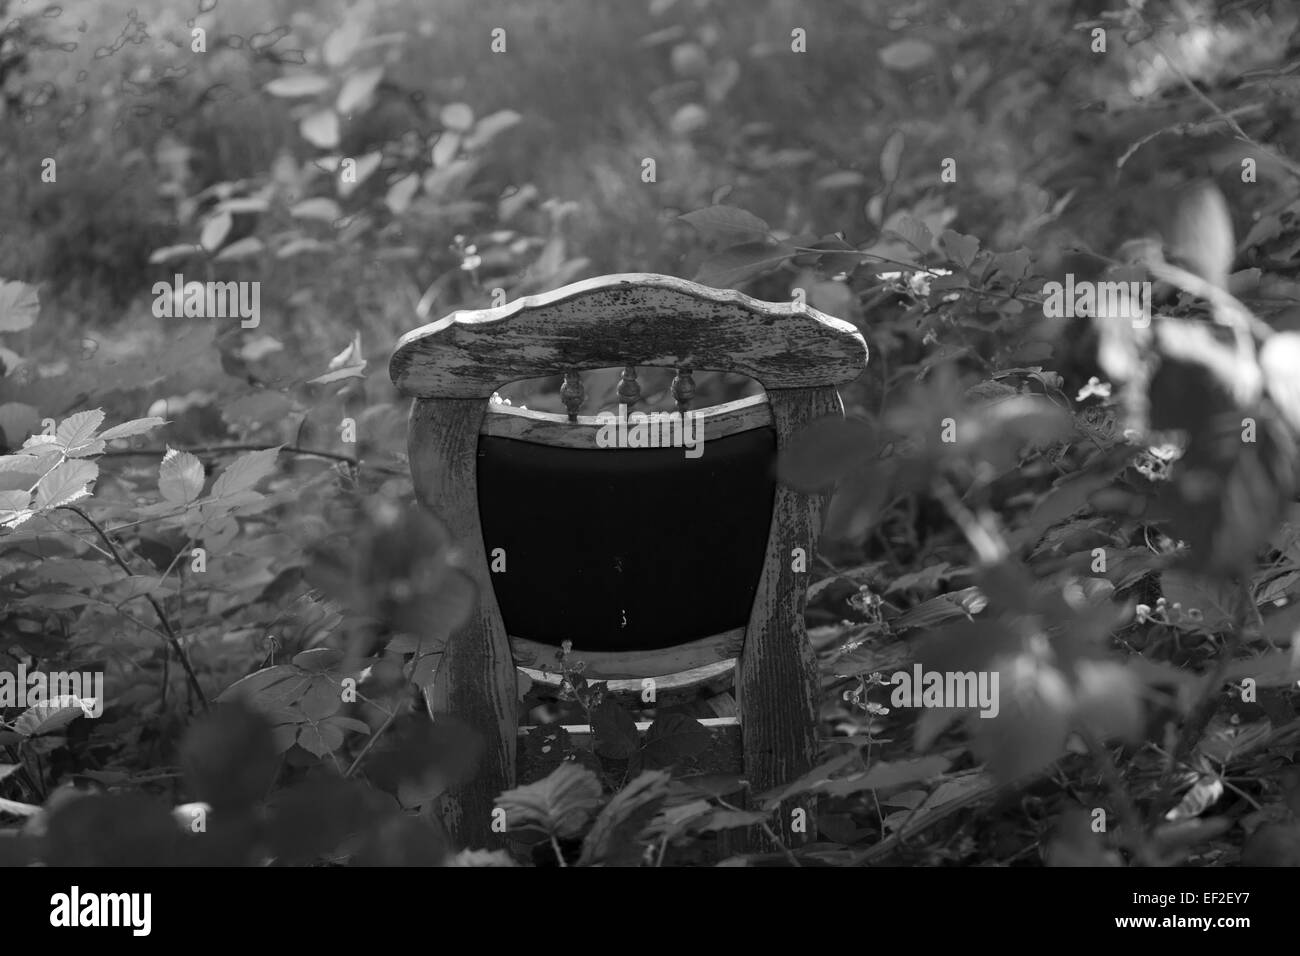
617,366 -> 641,407
561,370 -> 584,421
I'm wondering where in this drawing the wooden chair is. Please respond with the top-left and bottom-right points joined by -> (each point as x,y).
389,273 -> 868,849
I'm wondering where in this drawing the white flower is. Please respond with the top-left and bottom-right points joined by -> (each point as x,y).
1076,376 -> 1112,402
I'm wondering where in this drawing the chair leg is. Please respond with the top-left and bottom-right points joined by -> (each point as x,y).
737,386 -> 842,851
409,398 -> 518,849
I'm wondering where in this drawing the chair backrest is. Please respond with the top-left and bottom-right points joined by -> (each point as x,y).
390,272 -> 868,849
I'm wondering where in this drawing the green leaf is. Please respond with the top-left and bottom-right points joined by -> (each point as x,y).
15,695 -> 92,736
886,215 -> 933,254
641,713 -> 711,768
297,721 -> 345,757
300,109 -> 341,150
211,447 -> 280,499
0,280 -> 39,332
265,73 -> 332,97
465,109 -> 522,150
578,769 -> 671,865
0,489 -> 29,511
941,230 -> 981,271
879,39 -> 936,71
385,173 -> 420,215
55,409 -> 105,453
214,237 -> 266,262
336,66 -> 384,114
290,198 -> 343,222
679,205 -> 771,243
440,102 -> 475,131
148,243 -> 202,265
879,130 -> 905,186
815,170 -> 867,190
199,212 -> 233,252
1169,181 -> 1234,290
591,697 -> 640,760
99,417 -> 166,441
694,241 -> 795,288
158,447 -> 205,505
495,761 -> 602,838
34,460 -> 97,509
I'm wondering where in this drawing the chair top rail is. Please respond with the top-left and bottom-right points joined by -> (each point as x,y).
390,272 -> 868,398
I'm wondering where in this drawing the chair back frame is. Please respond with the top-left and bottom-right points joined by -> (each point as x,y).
391,273 -> 868,848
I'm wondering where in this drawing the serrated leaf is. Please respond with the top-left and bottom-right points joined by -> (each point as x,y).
679,205 -> 771,243
336,66 -> 383,114
265,73 -> 332,97
941,230 -> 981,271
34,460 -> 97,509
211,447 -> 280,499
55,409 -> 104,452
0,280 -> 39,332
159,447 -> 205,505
578,770 -> 671,865
495,761 -> 602,838
14,695 -> 92,736
886,215 -> 933,253
99,417 -> 166,441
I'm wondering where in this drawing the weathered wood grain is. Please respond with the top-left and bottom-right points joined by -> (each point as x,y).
737,385 -> 844,849
482,394 -> 771,448
390,273 -> 867,398
520,658 -> 736,700
407,397 -> 517,850
510,628 -> 744,679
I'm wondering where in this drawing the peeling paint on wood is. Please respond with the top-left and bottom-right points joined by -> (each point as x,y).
390,273 -> 868,398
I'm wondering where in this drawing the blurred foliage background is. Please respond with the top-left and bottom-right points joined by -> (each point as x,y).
1,0 -> 1300,866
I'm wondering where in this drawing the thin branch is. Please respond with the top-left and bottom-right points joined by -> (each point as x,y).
100,443 -> 361,467
55,504 -> 208,711
1152,40 -> 1300,180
